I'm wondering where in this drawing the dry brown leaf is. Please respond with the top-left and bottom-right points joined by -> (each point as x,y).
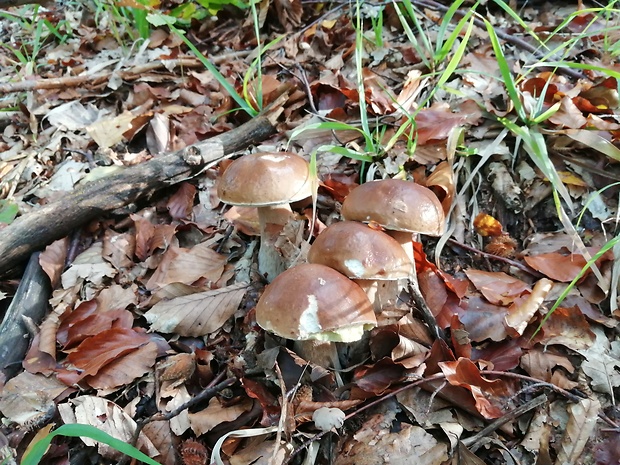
142,420 -> 177,465
505,278 -> 553,336
86,341 -> 158,391
555,397 -> 600,465
144,282 -> 250,337
166,182 -> 196,220
39,237 -> 69,288
102,229 -> 135,271
188,396 -> 253,436
0,371 -> 66,428
132,213 -> 178,261
146,242 -> 227,290
58,395 -> 159,460
335,414 -> 448,465
61,243 -> 117,289
465,269 -> 530,306
537,306 -> 596,351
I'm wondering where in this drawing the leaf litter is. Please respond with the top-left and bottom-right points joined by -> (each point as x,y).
0,1 -> 619,464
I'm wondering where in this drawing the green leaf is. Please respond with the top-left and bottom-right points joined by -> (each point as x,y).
0,200 -> 18,224
22,424 -> 161,465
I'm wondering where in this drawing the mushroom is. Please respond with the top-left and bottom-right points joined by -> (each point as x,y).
255,263 -> 376,377
341,179 -> 446,340
307,221 -> 413,313
217,152 -> 312,281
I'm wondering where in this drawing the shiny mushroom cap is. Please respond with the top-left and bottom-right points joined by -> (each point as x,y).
255,263 -> 376,342
307,221 -> 413,279
341,179 -> 445,236
217,152 -> 312,206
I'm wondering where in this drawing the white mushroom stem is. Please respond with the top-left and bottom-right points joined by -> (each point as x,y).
387,230 -> 447,341
256,205 -> 295,282
293,340 -> 344,386
354,279 -> 401,315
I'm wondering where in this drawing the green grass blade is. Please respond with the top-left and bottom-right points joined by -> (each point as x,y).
289,122 -> 375,156
484,19 -> 526,121
147,13 -> 257,116
435,0 -> 470,62
22,424 -> 161,465
528,61 -> 620,80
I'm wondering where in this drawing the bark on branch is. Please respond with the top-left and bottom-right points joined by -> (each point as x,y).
0,108 -> 282,276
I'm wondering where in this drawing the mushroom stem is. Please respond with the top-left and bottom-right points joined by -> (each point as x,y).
293,340 -> 344,386
354,279 -> 401,315
387,231 -> 447,341
257,205 -> 295,282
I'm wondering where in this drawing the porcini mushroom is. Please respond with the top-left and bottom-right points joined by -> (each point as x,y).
307,221 -> 413,313
341,179 -> 446,340
217,152 -> 312,281
255,263 -> 376,375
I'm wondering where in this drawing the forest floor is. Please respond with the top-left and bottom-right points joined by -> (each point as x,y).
0,1 -> 620,464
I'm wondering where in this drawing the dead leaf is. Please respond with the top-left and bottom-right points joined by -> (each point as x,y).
555,397 -> 600,465
504,278 -> 553,336
465,269 -> 530,305
146,242 -> 227,290
58,395 -> 159,460
188,396 -> 253,436
144,282 -> 250,336
39,237 -> 69,288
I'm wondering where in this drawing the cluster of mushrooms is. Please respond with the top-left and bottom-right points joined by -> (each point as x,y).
217,152 -> 446,377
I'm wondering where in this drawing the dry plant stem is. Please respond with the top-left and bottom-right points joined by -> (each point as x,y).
0,101 -> 287,276
0,53 -> 250,94
461,394 -> 547,448
447,238 -> 544,277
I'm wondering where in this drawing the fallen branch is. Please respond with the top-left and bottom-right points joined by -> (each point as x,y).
0,88 -> 290,276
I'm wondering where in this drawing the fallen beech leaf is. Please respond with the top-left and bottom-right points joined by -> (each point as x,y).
555,397 -> 600,465
438,358 -> 511,419
465,269 -> 530,305
335,414 -> 448,465
505,278 -> 553,336
454,296 -> 509,342
188,396 -> 253,436
0,371 -> 66,428
144,282 -> 250,337
471,339 -> 523,372
58,327 -> 151,385
132,214 -> 177,261
58,395 -> 158,460
39,237 -> 69,288
353,358 -> 406,395
146,242 -> 227,290
577,326 -> 620,395
415,105 -> 468,145
520,348 -> 577,390
424,161 -> 454,215
86,341 -> 158,391
102,229 -> 135,271
167,182 -> 196,220
537,306 -> 595,351
61,243 -> 116,288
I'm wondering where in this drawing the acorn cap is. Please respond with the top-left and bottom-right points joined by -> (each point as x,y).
307,221 -> 413,280
341,179 -> 445,236
217,152 -> 312,206
255,263 -> 376,342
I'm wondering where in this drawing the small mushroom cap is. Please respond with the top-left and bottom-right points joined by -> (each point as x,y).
341,179 -> 445,236
308,221 -> 413,280
217,152 -> 312,206
255,263 -> 376,342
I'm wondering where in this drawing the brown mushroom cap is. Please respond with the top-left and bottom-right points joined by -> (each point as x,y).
341,179 -> 445,236
307,221 -> 413,280
217,152 -> 312,206
255,263 -> 376,342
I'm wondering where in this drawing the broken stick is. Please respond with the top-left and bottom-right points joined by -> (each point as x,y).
0,107 -> 283,276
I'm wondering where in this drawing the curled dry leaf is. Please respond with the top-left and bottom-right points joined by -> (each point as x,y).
131,213 -> 178,262
144,282 -> 250,337
424,161 -> 454,215
61,243 -> 117,289
39,237 -> 69,288
166,182 -> 196,220
438,358 -> 511,419
504,278 -> 553,337
188,396 -> 253,436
